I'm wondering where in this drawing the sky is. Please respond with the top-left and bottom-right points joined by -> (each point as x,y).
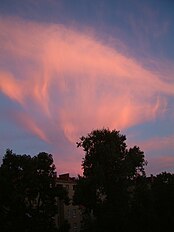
0,0 -> 174,176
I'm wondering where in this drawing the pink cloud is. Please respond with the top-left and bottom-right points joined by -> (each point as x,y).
139,135 -> 174,152
0,16 -> 174,147
0,71 -> 25,105
12,111 -> 50,144
55,156 -> 83,177
146,155 -> 174,175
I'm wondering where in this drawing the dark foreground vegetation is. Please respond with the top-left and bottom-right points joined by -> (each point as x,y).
0,151 -> 69,232
74,129 -> 174,232
0,129 -> 174,232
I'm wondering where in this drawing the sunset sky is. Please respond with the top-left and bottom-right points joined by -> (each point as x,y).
0,0 -> 174,176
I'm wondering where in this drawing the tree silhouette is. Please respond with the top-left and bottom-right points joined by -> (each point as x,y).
151,172 -> 174,231
74,128 -> 147,232
0,149 -> 68,232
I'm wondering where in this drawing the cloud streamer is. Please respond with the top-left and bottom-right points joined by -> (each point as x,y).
0,16 -> 174,147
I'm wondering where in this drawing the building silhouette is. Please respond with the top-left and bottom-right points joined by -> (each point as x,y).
55,173 -> 82,232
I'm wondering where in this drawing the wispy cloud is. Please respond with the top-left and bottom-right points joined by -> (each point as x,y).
0,16 -> 174,174
139,135 -> 174,152
146,155 -> 174,175
0,17 -> 174,142
13,112 -> 50,143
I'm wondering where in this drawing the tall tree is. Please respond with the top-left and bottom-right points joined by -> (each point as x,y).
0,149 -> 68,232
151,172 -> 174,232
74,128 -> 147,232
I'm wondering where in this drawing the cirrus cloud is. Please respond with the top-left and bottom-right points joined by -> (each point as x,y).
0,16 -> 174,174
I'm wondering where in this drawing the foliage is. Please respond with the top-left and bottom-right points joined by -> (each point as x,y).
0,149 -> 68,232
74,128 -> 174,232
74,128 -> 147,232
151,172 -> 174,231
58,220 -> 71,232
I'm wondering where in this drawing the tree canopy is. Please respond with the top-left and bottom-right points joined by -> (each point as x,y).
74,128 -> 174,232
74,128 -> 147,232
0,149 -> 68,232
1,129 -> 174,232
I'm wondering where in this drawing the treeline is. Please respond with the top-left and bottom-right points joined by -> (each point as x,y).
0,128 -> 174,232
0,150 -> 69,232
73,129 -> 174,232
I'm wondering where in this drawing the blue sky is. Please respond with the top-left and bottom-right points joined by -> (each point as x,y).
0,0 -> 174,175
